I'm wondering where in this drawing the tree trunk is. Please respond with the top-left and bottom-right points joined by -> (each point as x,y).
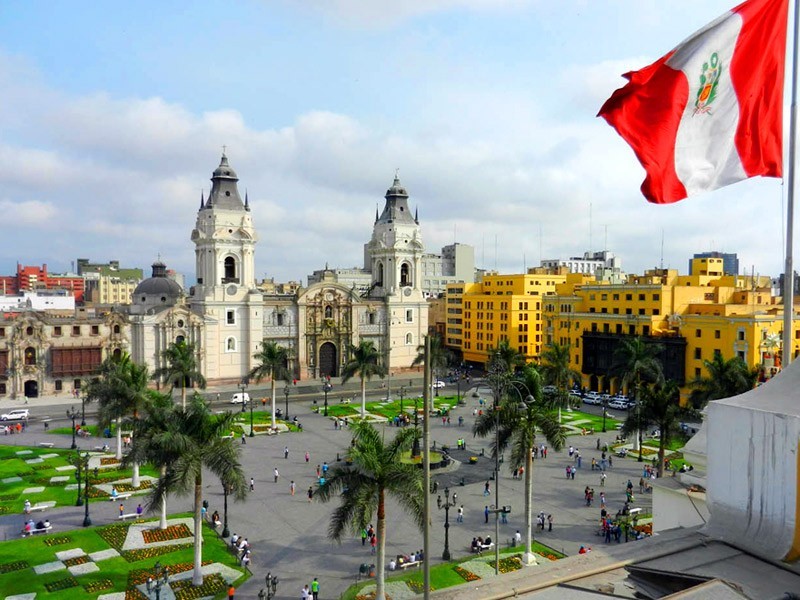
131,462 -> 140,488
361,378 -> 367,418
657,433 -> 666,478
376,489 -> 386,600
270,379 -> 277,429
115,417 -> 123,460
181,383 -> 187,410
192,476 -> 204,586
521,444 -> 538,565
159,464 -> 168,530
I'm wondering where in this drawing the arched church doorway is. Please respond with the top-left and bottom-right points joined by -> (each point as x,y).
589,375 -> 599,392
319,343 -> 338,378
24,380 -> 38,398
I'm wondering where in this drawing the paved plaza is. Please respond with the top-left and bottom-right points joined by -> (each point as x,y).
0,383 -> 654,599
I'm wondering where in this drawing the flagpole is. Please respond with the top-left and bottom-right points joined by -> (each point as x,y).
784,0 -> 800,367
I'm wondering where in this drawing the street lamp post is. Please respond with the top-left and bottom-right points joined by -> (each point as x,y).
399,385 -> 406,418
602,396 -> 608,433
72,452 -> 83,506
412,393 -> 421,457
284,386 -> 290,422
82,452 -> 92,527
221,484 -> 230,538
437,487 -> 457,560
261,572 -> 279,600
145,561 -> 170,600
241,378 -> 254,437
239,379 -> 247,414
80,393 -> 87,426
322,382 -> 332,417
67,406 -> 78,450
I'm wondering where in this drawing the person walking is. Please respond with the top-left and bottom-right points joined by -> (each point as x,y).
301,584 -> 310,600
484,505 -> 490,524
571,466 -> 576,479
284,446 -> 289,459
457,505 -> 464,523
305,451 -> 310,463
600,472 -> 606,487
136,504 -> 143,517
311,577 -> 320,600
307,486 -> 314,502
484,480 -> 490,496
228,584 -> 235,599
370,534 -> 377,554
290,480 -> 296,496
361,527 -> 368,546
250,477 -> 255,491
241,432 -> 246,445
547,514 -> 553,531
119,503 -> 124,518
274,467 -> 280,483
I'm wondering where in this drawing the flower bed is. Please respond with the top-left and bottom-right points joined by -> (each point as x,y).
172,572 -> 227,600
634,523 -> 653,535
493,555 -> 522,573
97,523 -> 130,550
127,560 -> 211,586
84,578 -> 114,593
63,555 -> 89,568
142,524 -> 192,544
454,565 -> 480,582
43,536 -> 73,547
0,560 -> 29,574
45,576 -> 79,592
100,457 -> 121,466
125,588 -> 149,600
122,542 -> 194,563
355,593 -> 393,600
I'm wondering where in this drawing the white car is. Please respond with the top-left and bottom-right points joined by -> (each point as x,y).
432,380 -> 446,389
1,409 -> 29,421
230,392 -> 250,404
608,399 -> 628,410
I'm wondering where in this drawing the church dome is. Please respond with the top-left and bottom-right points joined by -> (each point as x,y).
212,154 -> 238,180
133,261 -> 183,299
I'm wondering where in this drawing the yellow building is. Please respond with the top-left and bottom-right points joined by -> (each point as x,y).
86,274 -> 140,305
460,270 -> 568,365
543,258 -> 794,396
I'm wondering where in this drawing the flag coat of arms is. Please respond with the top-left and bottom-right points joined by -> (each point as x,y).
598,0 -> 788,204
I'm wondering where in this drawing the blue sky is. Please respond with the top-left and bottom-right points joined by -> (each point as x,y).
0,0 -> 788,284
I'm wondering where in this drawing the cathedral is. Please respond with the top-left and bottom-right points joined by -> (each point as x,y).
128,153 -> 429,386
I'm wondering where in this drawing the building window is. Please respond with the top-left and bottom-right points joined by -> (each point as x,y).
376,262 -> 384,287
629,325 -> 636,335
643,325 -> 650,335
715,330 -> 721,339
113,324 -> 120,334
0,383 -> 5,394
55,380 -> 63,392
400,263 -> 411,286
72,326 -> 81,336
626,294 -> 632,301
695,368 -> 701,377
54,326 -> 62,337
325,306 -> 333,319
368,313 -> 376,325
74,379 -> 81,391
224,256 -> 237,282
653,294 -> 660,301
737,330 -> 745,341
91,325 -> 99,335
226,337 -> 236,352
227,310 -> 235,325
24,347 -> 36,366
276,313 -> 284,326
714,349 -> 721,358
694,348 -> 701,359
406,333 -> 413,345
25,326 -> 33,336
406,309 -> 413,323
695,329 -> 701,338
0,328 -> 4,337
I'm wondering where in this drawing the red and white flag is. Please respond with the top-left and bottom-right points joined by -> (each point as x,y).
598,0 -> 788,204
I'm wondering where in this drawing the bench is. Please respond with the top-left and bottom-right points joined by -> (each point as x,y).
109,493 -> 132,502
628,508 -> 642,517
93,445 -> 111,452
221,434 -> 234,440
27,504 -> 48,513
471,542 -> 495,554
119,513 -> 139,521
38,442 -> 54,448
22,525 -> 52,537
398,560 -> 420,570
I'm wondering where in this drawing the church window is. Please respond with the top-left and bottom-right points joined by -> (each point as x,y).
226,337 -> 236,352
376,262 -> 384,287
177,320 -> 184,328
325,306 -> 333,319
224,257 -> 237,282
176,335 -> 185,344
406,309 -> 413,323
161,297 -> 167,303
406,333 -> 413,345
113,324 -> 120,334
368,312 -> 376,325
276,313 -> 284,326
24,347 -> 36,366
26,326 -> 33,336
227,310 -> 235,325
400,263 -> 411,287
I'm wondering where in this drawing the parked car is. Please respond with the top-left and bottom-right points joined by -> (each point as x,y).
583,392 -> 602,405
542,385 -> 557,394
230,392 -> 250,404
432,380 -> 446,389
1,409 -> 29,421
608,399 -> 629,410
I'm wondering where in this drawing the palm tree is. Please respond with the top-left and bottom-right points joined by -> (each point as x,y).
620,381 -> 683,477
610,337 -> 663,460
149,395 -> 247,586
314,421 -> 423,600
248,341 -> 290,428
122,390 -> 177,529
540,342 -> 581,422
153,340 -> 206,410
87,353 -> 144,462
115,358 -> 152,488
412,333 -> 450,395
487,339 -> 525,373
689,353 -> 758,409
473,370 -> 565,565
341,340 -> 387,417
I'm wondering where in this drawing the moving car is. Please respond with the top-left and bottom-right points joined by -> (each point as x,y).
1,409 -> 29,421
230,392 -> 250,404
432,380 -> 446,389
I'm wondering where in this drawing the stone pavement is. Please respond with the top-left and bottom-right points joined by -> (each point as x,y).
0,384 -> 655,599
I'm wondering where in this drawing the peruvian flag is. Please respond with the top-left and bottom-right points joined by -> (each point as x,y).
598,0 -> 788,204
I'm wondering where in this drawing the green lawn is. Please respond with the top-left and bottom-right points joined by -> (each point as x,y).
340,540 -> 564,600
561,410 -> 620,433
642,435 -> 689,452
323,396 -> 459,420
229,411 -> 301,433
0,445 -> 159,516
48,424 -> 116,437
0,514 -> 247,599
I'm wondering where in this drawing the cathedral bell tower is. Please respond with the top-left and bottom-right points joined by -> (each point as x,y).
190,153 -> 262,381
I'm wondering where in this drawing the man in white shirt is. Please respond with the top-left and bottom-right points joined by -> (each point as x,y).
514,530 -> 522,544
